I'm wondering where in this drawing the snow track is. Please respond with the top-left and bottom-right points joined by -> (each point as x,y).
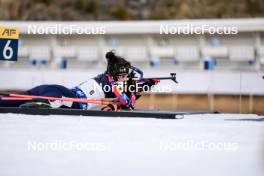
0,113 -> 263,176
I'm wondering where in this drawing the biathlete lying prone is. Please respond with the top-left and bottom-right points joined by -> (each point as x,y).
0,51 -> 160,111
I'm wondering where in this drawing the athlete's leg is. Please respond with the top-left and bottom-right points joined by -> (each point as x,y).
27,84 -> 80,109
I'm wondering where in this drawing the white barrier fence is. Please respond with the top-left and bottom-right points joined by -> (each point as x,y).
1,69 -> 263,95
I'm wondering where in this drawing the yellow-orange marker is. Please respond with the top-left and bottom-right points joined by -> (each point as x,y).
0,27 -> 19,39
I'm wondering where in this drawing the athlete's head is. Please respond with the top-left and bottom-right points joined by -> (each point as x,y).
105,50 -> 131,81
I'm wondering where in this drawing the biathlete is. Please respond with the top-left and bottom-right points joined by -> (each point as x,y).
0,51 -> 159,111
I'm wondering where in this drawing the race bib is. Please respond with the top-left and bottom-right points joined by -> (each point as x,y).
0,27 -> 19,61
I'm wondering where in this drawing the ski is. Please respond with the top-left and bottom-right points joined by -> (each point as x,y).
0,107 -> 217,119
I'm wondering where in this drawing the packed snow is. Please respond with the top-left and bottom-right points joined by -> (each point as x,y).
0,113 -> 263,176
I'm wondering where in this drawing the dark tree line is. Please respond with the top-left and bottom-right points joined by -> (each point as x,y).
0,0 -> 263,20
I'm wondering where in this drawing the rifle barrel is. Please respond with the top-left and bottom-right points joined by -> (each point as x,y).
141,73 -> 178,83
143,77 -> 172,80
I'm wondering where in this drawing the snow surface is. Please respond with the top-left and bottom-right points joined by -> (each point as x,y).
0,113 -> 263,176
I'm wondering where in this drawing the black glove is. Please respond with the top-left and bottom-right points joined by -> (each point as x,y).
101,103 -> 120,112
144,79 -> 160,87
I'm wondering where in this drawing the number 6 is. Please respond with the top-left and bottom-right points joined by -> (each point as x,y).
3,40 -> 13,60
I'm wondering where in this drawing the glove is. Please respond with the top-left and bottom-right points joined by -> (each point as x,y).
101,103 -> 120,112
144,79 -> 160,87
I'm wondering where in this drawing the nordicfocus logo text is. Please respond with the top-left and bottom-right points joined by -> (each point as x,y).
27,140 -> 107,152
159,140 -> 239,151
97,82 -> 172,93
160,24 -> 238,35
27,24 -> 105,35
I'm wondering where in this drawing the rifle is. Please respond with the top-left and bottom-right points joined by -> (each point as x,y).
131,73 -> 178,84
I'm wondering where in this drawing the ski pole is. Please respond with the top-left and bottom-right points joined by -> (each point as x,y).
0,94 -> 116,105
0,96 -> 111,106
0,97 -> 33,101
